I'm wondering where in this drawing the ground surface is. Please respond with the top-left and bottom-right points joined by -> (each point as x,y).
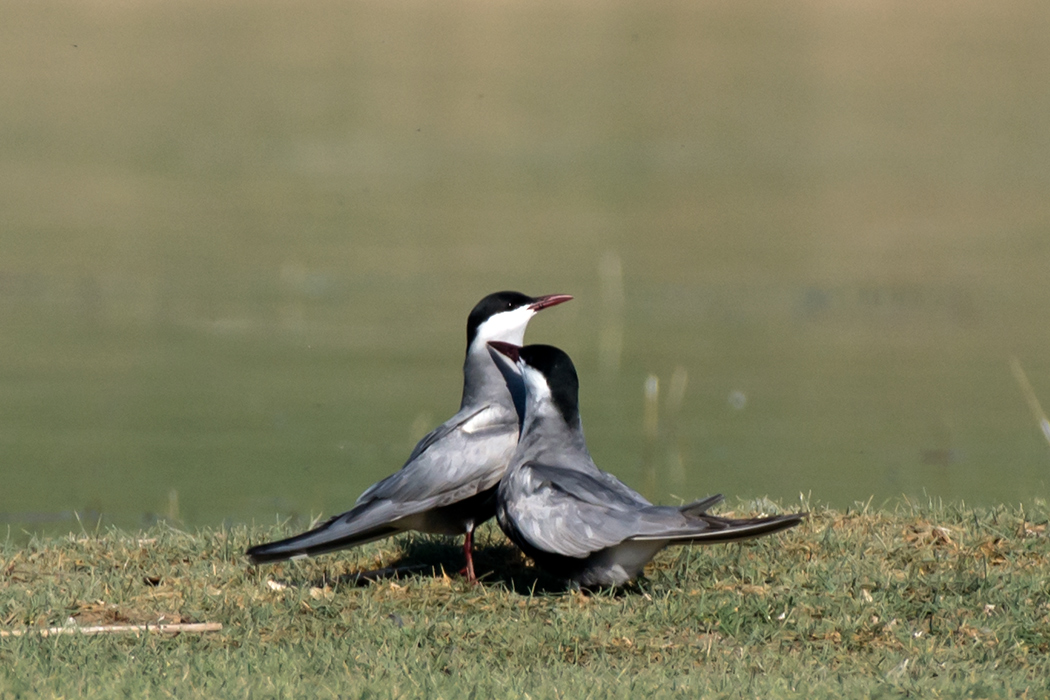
2,499 -> 1049,698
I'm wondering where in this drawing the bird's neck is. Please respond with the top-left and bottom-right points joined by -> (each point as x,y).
459,342 -> 520,412
517,405 -> 590,463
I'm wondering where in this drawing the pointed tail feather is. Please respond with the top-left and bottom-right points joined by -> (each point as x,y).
678,494 -> 725,517
632,512 -> 805,545
676,512 -> 805,545
246,510 -> 401,565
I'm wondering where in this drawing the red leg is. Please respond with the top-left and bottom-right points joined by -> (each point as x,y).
462,525 -> 477,583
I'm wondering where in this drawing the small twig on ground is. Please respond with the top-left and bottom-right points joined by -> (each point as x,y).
0,622 -> 222,638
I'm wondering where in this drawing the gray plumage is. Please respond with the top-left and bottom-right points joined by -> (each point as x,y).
246,291 -> 571,581
489,342 -> 804,588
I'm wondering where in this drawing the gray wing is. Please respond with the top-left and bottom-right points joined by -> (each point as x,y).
507,464 -> 802,558
355,403 -> 519,510
245,404 -> 520,564
401,405 -> 482,464
505,462 -> 678,558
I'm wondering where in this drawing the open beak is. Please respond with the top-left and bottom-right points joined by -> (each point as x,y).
528,294 -> 573,312
487,341 -> 521,362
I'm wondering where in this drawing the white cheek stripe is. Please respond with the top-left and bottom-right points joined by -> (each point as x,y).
473,307 -> 536,346
521,366 -> 552,402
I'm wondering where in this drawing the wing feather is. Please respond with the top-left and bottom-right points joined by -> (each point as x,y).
355,404 -> 518,513
504,463 -> 801,559
504,462 -> 655,558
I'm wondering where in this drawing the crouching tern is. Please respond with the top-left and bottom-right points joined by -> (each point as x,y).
246,291 -> 572,581
487,342 -> 804,588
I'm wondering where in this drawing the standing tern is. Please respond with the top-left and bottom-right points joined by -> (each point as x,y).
487,341 -> 804,588
246,291 -> 572,581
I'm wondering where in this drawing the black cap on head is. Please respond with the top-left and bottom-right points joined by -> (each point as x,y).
518,344 -> 580,424
466,291 -> 534,347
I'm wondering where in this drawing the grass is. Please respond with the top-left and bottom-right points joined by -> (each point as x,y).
3,499 -> 1050,698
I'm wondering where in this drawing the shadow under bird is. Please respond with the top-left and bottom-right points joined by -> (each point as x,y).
487,341 -> 805,588
245,291 -> 572,581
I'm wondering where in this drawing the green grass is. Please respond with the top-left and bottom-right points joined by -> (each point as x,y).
3,499 -> 1049,698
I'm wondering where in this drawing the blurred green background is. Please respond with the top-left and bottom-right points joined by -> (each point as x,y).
2,0 -> 1049,534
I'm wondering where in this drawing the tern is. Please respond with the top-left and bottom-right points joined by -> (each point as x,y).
488,341 -> 804,588
246,291 -> 572,581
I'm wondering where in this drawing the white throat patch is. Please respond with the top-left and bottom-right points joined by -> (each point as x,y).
521,364 -> 553,405
471,306 -> 536,350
